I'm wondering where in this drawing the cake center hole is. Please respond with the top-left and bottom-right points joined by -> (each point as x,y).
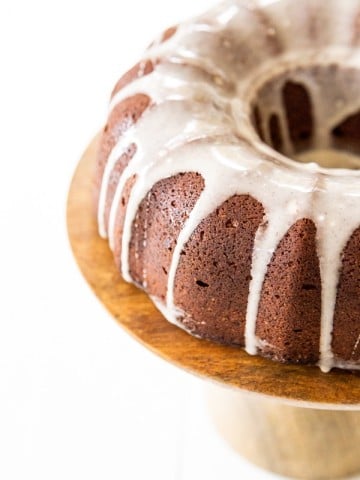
251,65 -> 360,169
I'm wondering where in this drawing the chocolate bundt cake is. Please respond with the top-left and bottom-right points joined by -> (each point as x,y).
95,0 -> 360,372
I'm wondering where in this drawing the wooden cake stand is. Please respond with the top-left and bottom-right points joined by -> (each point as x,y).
67,136 -> 360,480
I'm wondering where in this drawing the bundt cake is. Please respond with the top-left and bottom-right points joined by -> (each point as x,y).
95,0 -> 360,372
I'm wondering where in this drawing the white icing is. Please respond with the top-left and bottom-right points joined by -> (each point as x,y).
315,176 -> 360,372
97,0 -> 360,372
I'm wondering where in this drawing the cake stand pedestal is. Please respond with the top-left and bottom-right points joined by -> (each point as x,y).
206,386 -> 360,479
67,136 -> 360,480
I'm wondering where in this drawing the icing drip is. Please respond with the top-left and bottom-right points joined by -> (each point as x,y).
97,0 -> 360,371
245,196 -> 313,355
315,177 -> 360,371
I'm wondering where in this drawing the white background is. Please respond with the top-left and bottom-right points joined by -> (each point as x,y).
0,1 -> 328,479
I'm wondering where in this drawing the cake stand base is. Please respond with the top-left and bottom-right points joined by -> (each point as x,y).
207,385 -> 360,479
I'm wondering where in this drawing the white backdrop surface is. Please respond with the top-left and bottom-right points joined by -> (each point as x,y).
0,1 -> 299,478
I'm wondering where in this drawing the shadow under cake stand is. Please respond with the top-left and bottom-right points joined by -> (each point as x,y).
67,136 -> 360,480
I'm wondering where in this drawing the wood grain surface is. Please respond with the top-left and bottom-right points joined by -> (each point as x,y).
67,136 -> 360,410
207,385 -> 360,479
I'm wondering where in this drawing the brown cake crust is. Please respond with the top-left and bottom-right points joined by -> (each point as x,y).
104,143 -> 137,230
161,26 -> 177,43
332,226 -> 360,362
128,172 -> 205,299
269,113 -> 283,152
113,175 -> 138,271
255,219 -> 321,364
96,94 -> 151,233
111,61 -> 154,98
174,195 -> 265,345
332,111 -> 360,154
282,81 -> 313,152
